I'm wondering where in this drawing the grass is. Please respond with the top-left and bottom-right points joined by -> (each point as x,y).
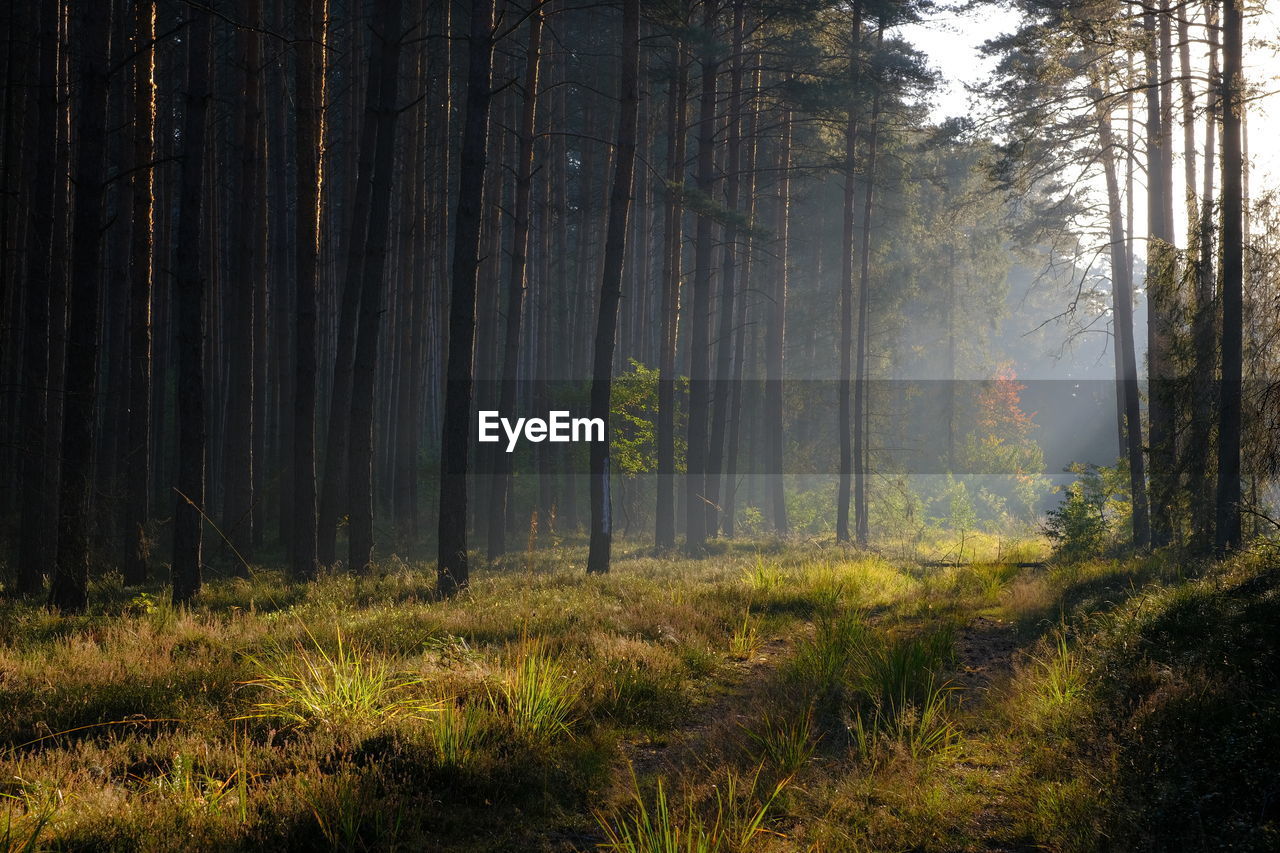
0,537 -> 1274,850
238,629 -> 439,731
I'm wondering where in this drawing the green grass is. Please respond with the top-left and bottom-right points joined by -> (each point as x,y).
0,538 -> 1274,851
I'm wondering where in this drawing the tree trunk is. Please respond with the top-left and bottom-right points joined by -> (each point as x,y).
852,31 -> 882,547
705,0 -> 745,538
837,3 -> 863,544
221,0 -> 262,574
1096,88 -> 1152,549
488,4 -> 543,560
1188,0 -> 1218,550
348,0 -> 404,575
656,41 -> 687,550
586,0 -> 639,574
765,106 -> 791,536
170,1 -> 214,606
292,0 -> 323,581
17,0 -> 61,596
437,0 -> 495,596
48,0 -> 111,612
685,1 -> 718,551
1215,0 -> 1243,554
723,62 -> 760,538
1143,0 -> 1175,546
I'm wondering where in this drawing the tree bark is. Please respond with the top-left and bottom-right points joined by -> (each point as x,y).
17,0 -> 61,595
852,30 -> 882,547
1215,0 -> 1243,554
292,0 -> 323,581
488,4 -> 543,559
586,0 -> 639,574
705,0 -> 745,538
685,0 -> 718,551
348,0 -> 404,575
837,2 -> 863,544
170,1 -> 214,606
656,41 -> 687,550
48,0 -> 111,612
1096,88 -> 1152,549
437,0 -> 495,596
765,106 -> 791,536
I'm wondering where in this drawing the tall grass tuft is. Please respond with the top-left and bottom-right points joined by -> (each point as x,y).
433,702 -> 486,767
744,709 -> 817,775
597,768 -> 787,853
849,632 -> 959,760
238,630 -> 437,731
1,791 -> 55,853
490,640 -> 579,741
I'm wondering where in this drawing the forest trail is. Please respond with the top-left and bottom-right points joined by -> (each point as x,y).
625,634 -> 797,780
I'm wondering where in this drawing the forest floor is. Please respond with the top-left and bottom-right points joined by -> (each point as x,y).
2,536 -> 1278,851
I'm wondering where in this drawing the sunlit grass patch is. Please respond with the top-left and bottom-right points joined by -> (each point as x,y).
596,768 -> 787,853
743,709 -> 817,776
489,639 -> 579,741
237,630 -> 439,731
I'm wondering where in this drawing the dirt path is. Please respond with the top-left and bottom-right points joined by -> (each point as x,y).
626,634 -> 793,780
954,614 -> 1020,694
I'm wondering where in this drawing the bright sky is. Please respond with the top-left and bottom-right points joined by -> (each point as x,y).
901,2 -> 1279,212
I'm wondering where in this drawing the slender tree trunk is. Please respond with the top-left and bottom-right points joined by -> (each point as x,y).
724,62 -> 759,538
1143,0 -> 1175,546
48,0 -> 111,612
705,0 -> 745,538
123,0 -> 155,584
1189,0 -> 1219,550
765,106 -> 791,535
17,0 -> 61,595
437,0 -> 495,596
292,0 -> 324,581
349,0 -> 404,575
488,4 -> 543,559
837,3 -> 863,543
586,0 -> 639,574
170,1 -> 213,606
1215,0 -> 1243,554
656,42 -> 687,550
685,1 -> 718,551
852,32 -> 882,547
317,17 -> 382,569
221,0 -> 262,573
1096,88 -> 1153,549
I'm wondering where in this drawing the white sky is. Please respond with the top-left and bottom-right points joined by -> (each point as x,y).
901,2 -> 1279,216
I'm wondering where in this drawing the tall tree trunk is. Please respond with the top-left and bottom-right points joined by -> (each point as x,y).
1096,86 -> 1152,549
1143,0 -> 1175,546
837,2 -> 863,544
685,0 -> 718,551
437,0 -> 495,596
705,0 -> 745,538
723,62 -> 759,538
852,31 -> 882,547
349,0 -> 403,575
319,10 -> 382,568
586,0 -> 639,574
765,106 -> 791,536
17,0 -> 61,595
221,0 -> 262,573
488,4 -> 543,560
47,0 -> 111,612
292,0 -> 324,581
123,0 -> 155,584
171,1 -> 214,606
1215,0 -> 1243,554
1188,0 -> 1219,550
656,41 -> 687,550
